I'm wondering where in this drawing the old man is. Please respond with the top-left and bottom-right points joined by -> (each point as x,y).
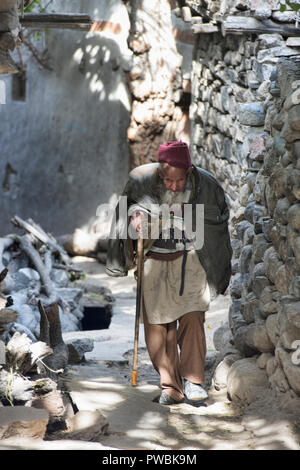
106,141 -> 232,404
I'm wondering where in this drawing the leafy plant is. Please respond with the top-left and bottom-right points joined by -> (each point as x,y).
280,0 -> 300,12
24,0 -> 54,13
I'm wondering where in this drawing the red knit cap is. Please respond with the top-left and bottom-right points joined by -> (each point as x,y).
157,141 -> 192,168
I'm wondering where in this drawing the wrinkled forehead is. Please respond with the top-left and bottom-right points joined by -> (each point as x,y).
161,163 -> 187,179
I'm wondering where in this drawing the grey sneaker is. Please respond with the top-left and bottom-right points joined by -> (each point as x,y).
183,380 -> 208,401
159,392 -> 184,405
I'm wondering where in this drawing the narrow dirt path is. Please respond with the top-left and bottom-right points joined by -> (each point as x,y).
61,258 -> 300,451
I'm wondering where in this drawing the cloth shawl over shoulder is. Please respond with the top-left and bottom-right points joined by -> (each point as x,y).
106,163 -> 232,300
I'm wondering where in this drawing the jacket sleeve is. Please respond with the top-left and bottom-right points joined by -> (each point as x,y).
105,181 -> 134,277
197,180 -> 232,298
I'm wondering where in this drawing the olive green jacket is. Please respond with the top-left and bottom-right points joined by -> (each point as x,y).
105,163 -> 232,299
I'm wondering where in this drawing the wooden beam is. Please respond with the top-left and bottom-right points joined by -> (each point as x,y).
222,15 -> 300,37
19,13 -> 121,34
20,13 -> 92,23
192,22 -> 219,34
20,13 -> 92,30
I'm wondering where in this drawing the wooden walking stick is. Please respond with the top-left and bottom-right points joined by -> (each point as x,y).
131,235 -> 144,387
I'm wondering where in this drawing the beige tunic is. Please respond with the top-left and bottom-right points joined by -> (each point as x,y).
142,250 -> 210,325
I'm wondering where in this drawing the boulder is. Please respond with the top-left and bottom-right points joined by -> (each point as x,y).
0,406 -> 49,440
238,102 -> 265,126
259,285 -> 280,318
212,353 -> 242,390
227,357 -> 269,405
65,337 -> 94,364
277,346 -> 300,396
265,313 -> 279,347
280,298 -> 300,329
249,322 -> 274,353
287,203 -> 300,231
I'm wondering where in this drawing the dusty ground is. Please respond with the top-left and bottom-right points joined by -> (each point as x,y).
62,258 -> 300,451
1,257 -> 299,451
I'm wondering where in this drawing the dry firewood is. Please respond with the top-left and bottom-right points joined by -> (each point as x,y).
0,368 -> 34,405
42,247 -> 53,274
52,262 -> 82,274
0,308 -> 18,326
32,376 -> 67,428
5,331 -> 32,370
38,301 -> 68,374
23,341 -> 53,374
11,215 -> 71,265
5,331 -> 53,375
15,234 -> 58,304
0,307 -> 18,335
52,262 -> 83,281
38,300 -> 50,346
0,268 -> 8,283
0,237 -> 14,285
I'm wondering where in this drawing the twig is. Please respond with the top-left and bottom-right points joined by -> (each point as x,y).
36,358 -> 63,374
22,37 -> 52,70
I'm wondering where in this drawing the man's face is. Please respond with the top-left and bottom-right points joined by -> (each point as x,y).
159,164 -> 187,193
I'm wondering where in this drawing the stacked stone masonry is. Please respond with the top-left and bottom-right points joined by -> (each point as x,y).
188,0 -> 300,407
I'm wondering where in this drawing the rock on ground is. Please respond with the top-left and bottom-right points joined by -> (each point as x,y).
0,406 -> 49,440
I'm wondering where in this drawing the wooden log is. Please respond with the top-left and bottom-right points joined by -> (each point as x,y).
38,300 -> 50,346
19,14 -> 121,33
192,22 -> 220,34
222,15 -> 300,37
0,306 -> 18,335
25,341 -> 53,374
20,13 -> 93,31
20,13 -> 92,23
5,331 -> 32,370
0,268 -> 8,283
38,301 -> 69,374
52,262 -> 83,274
5,330 -> 52,375
0,308 -> 18,326
15,234 -> 58,304
0,368 -> 34,405
11,215 -> 71,265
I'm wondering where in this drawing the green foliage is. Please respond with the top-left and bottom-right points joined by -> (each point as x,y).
24,0 -> 42,13
280,1 -> 300,12
24,0 -> 54,13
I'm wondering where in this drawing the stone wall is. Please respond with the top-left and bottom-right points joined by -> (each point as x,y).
126,0 -> 194,168
188,0 -> 300,408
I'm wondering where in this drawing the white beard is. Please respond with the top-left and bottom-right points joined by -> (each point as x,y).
160,188 -> 191,206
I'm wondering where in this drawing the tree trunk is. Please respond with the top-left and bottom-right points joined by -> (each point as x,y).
38,301 -> 69,374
